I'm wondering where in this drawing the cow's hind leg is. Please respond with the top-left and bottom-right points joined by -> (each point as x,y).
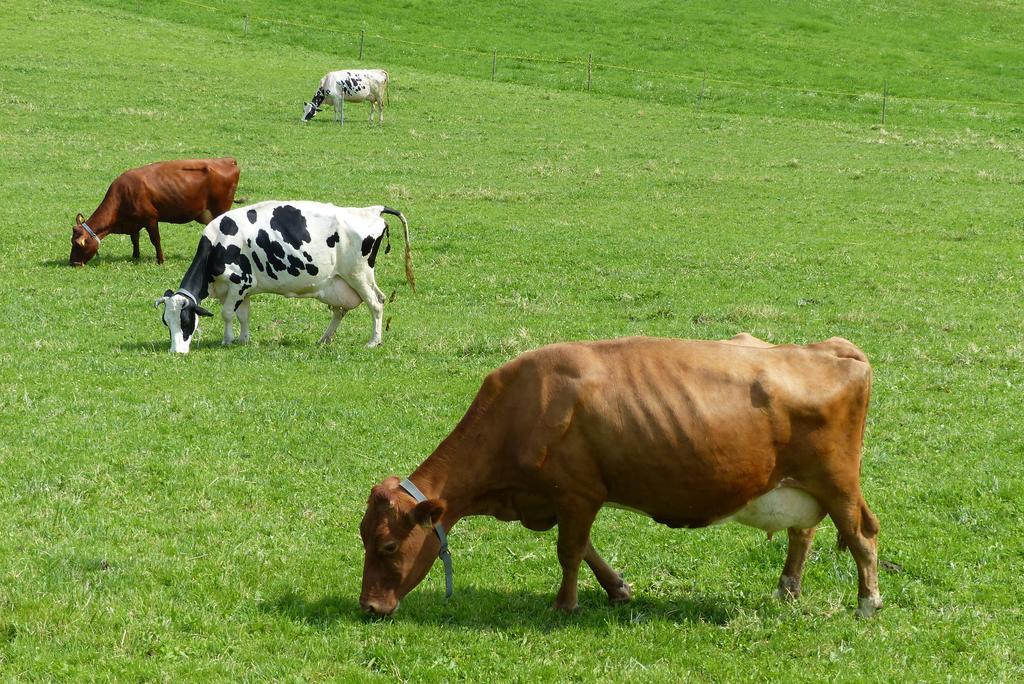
344,272 -> 384,347
131,231 -> 141,260
776,526 -> 817,600
584,540 -> 631,605
828,495 -> 882,618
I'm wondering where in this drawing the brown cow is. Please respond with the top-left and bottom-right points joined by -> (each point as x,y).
70,158 -> 240,266
359,334 -> 882,618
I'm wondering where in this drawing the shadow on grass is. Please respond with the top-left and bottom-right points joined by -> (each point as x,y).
263,585 -> 739,631
41,254 -> 190,268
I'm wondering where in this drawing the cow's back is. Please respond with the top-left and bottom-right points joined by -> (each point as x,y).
127,158 -> 238,222
483,337 -> 871,526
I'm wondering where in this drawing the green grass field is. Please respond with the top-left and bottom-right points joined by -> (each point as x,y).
2,0 -> 1022,679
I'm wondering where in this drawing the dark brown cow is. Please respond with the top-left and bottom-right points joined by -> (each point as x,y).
70,157 -> 240,266
359,334 -> 882,618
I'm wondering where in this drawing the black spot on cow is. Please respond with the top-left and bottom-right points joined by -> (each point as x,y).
366,233 -> 385,268
234,299 -> 244,311
237,254 -> 252,277
220,216 -> 238,236
229,273 -> 242,284
246,209 -> 258,224
306,263 -> 319,276
209,243 -> 242,278
287,255 -> 304,278
361,236 -> 374,257
255,228 -> 287,279
326,232 -> 339,248
269,205 -> 311,250
252,253 -> 264,272
246,239 -> 252,248
302,251 -> 312,262
180,308 -> 196,342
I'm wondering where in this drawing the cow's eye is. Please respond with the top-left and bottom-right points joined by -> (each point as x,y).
380,541 -> 399,555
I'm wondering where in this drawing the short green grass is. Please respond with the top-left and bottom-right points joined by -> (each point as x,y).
1,0 -> 1022,680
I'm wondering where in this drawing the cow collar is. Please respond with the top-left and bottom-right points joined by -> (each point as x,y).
398,478 -> 453,600
80,221 -> 99,243
175,288 -> 199,306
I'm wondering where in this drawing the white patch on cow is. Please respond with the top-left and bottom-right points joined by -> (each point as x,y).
724,486 -> 825,534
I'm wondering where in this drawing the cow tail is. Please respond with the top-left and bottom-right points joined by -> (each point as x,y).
380,207 -> 415,292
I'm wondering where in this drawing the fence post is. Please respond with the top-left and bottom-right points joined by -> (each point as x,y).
587,53 -> 593,91
492,49 -> 496,80
243,15 -> 248,34
359,30 -> 364,60
881,80 -> 888,124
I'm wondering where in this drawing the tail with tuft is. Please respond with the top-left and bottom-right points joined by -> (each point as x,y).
380,206 -> 415,292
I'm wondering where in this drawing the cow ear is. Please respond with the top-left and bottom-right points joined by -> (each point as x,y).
75,213 -> 84,224
193,304 -> 214,317
408,499 -> 446,529
372,488 -> 394,508
164,289 -> 174,297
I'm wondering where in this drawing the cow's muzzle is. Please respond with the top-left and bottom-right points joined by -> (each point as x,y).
360,597 -> 398,617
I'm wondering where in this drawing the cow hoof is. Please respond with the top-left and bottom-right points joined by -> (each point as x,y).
775,576 -> 801,600
366,340 -> 382,349
552,601 -> 580,614
607,581 -> 632,605
855,596 -> 883,619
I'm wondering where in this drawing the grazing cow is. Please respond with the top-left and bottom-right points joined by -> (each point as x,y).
155,201 -> 414,353
359,334 -> 882,619
70,158 -> 240,266
302,70 -> 389,125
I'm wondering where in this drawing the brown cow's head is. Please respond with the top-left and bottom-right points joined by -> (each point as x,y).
70,213 -> 99,266
359,476 -> 446,617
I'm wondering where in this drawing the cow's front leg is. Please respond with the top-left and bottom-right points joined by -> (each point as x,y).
145,223 -> 164,264
131,231 -> 141,260
236,297 -> 251,344
776,526 -> 817,600
220,290 -> 243,345
553,500 -> 599,612
584,540 -> 631,605
318,306 -> 347,344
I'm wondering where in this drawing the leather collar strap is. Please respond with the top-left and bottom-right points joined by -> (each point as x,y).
399,478 -> 453,600
176,288 -> 199,306
80,221 -> 99,243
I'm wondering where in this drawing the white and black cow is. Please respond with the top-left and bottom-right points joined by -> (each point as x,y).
302,69 -> 389,125
155,201 -> 415,353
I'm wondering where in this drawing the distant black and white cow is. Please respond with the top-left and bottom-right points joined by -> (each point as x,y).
302,69 -> 389,125
155,201 -> 415,353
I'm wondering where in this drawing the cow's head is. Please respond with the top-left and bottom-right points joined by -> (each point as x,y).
70,213 -> 99,266
154,289 -> 213,353
302,88 -> 328,121
359,476 -> 446,617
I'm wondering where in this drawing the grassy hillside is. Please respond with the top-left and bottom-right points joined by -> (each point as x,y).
1,0 -> 1022,680
94,0 -> 1024,124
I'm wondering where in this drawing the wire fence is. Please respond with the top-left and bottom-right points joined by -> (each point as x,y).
171,0 -> 1023,122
